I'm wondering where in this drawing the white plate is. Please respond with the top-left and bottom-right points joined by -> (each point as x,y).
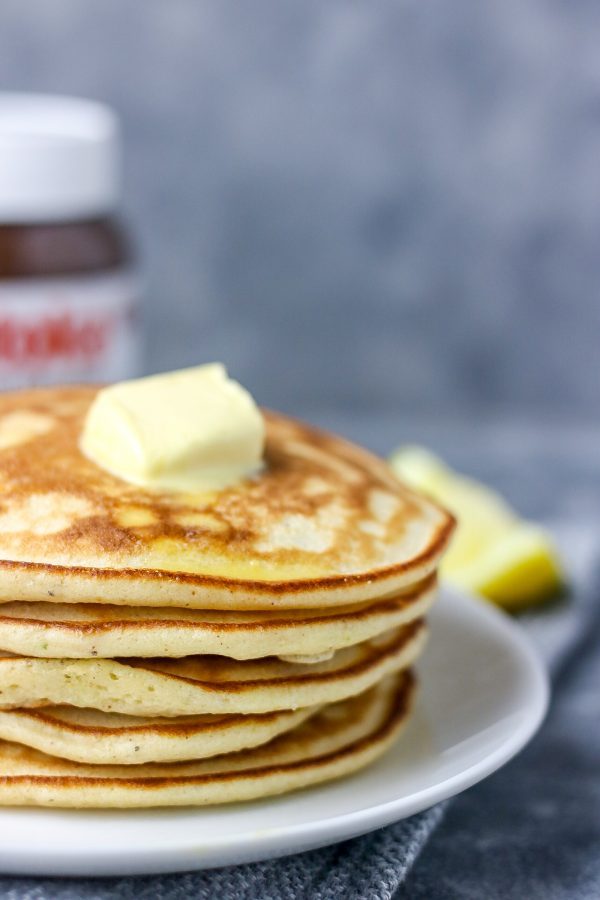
0,584 -> 548,877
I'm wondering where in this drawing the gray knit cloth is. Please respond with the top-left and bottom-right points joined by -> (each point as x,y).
0,522 -> 598,900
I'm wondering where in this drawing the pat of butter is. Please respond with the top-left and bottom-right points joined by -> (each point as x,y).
80,364 -> 265,491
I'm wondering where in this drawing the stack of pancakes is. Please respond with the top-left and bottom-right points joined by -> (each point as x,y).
0,387 -> 454,807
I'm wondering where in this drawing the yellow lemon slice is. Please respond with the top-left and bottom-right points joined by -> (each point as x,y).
389,446 -> 564,609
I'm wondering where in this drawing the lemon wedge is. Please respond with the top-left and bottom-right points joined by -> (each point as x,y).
389,446 -> 563,609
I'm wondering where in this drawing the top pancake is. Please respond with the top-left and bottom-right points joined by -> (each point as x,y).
0,387 -> 454,609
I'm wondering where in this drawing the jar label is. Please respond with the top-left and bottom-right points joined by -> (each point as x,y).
0,272 -> 141,388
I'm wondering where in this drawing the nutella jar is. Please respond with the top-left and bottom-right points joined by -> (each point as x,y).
0,93 -> 141,388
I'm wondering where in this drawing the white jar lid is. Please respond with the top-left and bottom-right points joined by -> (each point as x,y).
0,93 -> 120,223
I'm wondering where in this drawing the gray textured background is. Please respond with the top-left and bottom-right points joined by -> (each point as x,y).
0,0 -> 598,419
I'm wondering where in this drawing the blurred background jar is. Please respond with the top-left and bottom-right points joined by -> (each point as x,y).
0,93 -> 141,389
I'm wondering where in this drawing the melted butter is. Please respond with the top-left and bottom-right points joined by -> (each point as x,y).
278,651 -> 336,664
80,364 -> 265,492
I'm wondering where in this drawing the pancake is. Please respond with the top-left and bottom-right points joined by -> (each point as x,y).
0,703 -> 319,765
0,387 -> 454,609
0,622 -> 426,716
0,577 -> 434,659
0,672 -> 413,807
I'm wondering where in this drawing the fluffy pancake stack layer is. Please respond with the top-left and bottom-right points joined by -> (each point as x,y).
0,388 -> 454,807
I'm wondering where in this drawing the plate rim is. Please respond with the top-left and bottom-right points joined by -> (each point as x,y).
0,583 -> 550,877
